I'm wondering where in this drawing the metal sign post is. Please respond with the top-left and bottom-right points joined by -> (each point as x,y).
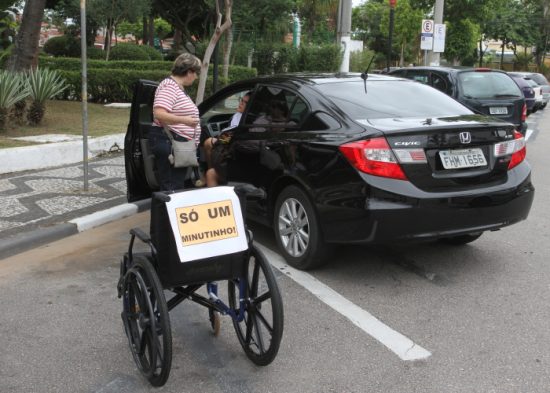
80,0 -> 89,191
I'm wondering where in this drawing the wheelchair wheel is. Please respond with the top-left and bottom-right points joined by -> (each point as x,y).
228,245 -> 284,366
121,255 -> 172,387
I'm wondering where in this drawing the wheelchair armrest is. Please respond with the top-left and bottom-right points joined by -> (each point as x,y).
153,191 -> 171,202
130,227 -> 151,243
128,228 -> 158,262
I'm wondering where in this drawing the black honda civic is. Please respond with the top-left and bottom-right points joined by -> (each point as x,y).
125,73 -> 534,270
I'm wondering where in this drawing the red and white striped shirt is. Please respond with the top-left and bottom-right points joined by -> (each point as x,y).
153,77 -> 200,145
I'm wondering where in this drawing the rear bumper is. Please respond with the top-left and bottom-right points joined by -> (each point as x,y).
319,163 -> 534,244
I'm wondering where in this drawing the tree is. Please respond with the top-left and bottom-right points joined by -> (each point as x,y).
444,18 -> 479,65
6,0 -> 47,71
153,0 -> 210,46
352,0 -> 387,56
380,0 -> 423,66
196,0 -> 232,104
91,0 -> 151,59
295,0 -> 338,43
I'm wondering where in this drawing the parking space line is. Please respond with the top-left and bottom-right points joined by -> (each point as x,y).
257,244 -> 432,361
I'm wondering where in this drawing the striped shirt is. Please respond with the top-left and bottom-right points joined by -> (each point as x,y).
153,77 -> 200,145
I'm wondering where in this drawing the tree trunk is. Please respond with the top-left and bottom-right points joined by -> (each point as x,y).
173,28 -> 182,52
6,0 -> 47,72
478,38 -> 484,67
142,16 -> 148,45
500,42 -> 505,70
148,14 -> 155,47
222,27 -> 233,80
105,20 -> 114,61
195,0 -> 232,105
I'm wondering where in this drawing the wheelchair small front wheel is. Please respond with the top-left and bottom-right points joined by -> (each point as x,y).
228,245 -> 284,366
121,255 -> 172,387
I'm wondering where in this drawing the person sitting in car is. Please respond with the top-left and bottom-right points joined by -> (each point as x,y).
198,92 -> 251,187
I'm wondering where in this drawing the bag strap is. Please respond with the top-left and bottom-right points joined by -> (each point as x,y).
162,126 -> 175,142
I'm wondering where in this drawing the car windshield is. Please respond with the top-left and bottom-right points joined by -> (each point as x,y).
457,71 -> 522,99
315,79 -> 472,120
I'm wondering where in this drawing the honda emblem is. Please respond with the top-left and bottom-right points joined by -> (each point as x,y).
459,132 -> 471,144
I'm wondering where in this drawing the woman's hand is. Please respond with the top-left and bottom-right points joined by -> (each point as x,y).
154,107 -> 199,127
184,115 -> 199,128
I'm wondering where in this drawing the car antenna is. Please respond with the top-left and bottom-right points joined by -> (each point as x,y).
360,55 -> 376,94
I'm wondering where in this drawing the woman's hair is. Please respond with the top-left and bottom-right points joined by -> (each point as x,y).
172,53 -> 201,76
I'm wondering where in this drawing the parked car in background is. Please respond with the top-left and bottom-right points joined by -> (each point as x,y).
388,67 -> 527,134
126,74 -> 534,270
511,72 -> 549,109
526,77 -> 545,111
508,72 -> 537,114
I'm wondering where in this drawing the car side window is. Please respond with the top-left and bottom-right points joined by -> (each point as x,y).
244,86 -> 303,132
431,74 -> 448,93
201,90 -> 251,135
405,70 -> 429,84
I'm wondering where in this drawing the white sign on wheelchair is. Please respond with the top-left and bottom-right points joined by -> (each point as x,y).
165,186 -> 248,263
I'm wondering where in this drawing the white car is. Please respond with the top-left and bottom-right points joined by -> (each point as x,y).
512,72 -> 550,109
525,78 -> 544,111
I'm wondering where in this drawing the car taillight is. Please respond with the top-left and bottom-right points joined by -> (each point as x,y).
521,103 -> 527,122
493,130 -> 526,170
339,137 -> 407,180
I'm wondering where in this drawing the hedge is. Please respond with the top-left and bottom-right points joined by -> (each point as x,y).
37,57 -> 257,80
57,68 -> 245,102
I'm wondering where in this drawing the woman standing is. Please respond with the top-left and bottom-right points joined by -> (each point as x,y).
149,53 -> 202,191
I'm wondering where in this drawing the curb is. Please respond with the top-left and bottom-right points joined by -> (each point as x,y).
0,134 -> 125,175
0,198 -> 151,260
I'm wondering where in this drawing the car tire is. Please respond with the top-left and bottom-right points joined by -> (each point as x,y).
274,185 -> 331,270
440,232 -> 482,245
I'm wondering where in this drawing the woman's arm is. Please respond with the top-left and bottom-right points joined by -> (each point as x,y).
154,107 -> 199,128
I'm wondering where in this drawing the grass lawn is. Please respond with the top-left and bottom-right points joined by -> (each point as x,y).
0,100 -> 130,148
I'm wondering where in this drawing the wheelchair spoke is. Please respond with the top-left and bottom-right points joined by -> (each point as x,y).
121,256 -> 172,387
251,306 -> 273,334
228,245 -> 283,366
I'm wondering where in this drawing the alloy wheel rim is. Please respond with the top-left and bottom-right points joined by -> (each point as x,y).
278,198 -> 309,257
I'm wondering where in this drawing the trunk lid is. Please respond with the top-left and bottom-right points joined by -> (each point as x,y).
366,115 -> 517,192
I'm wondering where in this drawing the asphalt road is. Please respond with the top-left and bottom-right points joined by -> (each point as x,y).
0,108 -> 549,393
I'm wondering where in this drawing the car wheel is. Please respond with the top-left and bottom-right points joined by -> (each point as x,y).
440,232 -> 482,245
274,185 -> 331,270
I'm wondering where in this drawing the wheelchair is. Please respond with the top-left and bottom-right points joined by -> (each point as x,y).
117,187 -> 284,387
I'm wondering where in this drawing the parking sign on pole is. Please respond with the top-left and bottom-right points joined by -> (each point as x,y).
420,19 -> 433,50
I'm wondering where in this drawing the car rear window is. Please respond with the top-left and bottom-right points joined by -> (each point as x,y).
315,80 -> 472,120
529,73 -> 549,86
457,71 -> 522,99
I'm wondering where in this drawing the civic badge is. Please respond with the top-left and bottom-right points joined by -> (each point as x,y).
459,131 -> 471,144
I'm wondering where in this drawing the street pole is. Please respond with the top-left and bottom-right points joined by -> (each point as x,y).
430,0 -> 444,66
387,0 -> 396,71
80,0 -> 89,191
337,0 -> 352,72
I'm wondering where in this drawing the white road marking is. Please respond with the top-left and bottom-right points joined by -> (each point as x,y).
525,128 -> 533,142
257,244 -> 432,361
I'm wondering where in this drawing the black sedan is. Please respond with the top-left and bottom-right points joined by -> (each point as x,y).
125,73 -> 534,270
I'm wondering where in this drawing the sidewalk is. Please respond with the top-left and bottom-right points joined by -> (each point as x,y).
0,151 -> 149,259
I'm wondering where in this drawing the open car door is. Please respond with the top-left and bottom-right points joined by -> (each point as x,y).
125,79 -> 159,202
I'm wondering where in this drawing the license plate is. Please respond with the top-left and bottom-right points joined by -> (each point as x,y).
489,107 -> 508,115
439,148 -> 487,170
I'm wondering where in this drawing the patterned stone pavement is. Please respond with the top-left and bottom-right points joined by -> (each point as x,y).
0,152 -> 127,240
